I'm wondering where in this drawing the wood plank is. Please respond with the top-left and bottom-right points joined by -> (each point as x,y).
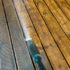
66,0 -> 70,5
2,0 -> 34,70
34,0 -> 70,67
7,0 -> 52,69
54,0 -> 70,20
13,0 -> 52,70
23,0 -> 70,70
3,0 -> 50,70
44,0 -> 70,39
0,0 -> 16,70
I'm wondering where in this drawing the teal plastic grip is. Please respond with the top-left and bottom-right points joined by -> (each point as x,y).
26,40 -> 46,70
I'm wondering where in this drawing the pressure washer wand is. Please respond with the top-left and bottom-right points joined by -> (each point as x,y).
19,23 -> 46,69
25,39 -> 46,70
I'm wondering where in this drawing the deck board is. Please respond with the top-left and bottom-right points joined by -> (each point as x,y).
66,0 -> 70,6
34,0 -> 70,67
23,0 -> 70,70
0,0 -> 70,70
13,0 -> 52,69
44,0 -> 70,40
2,0 -> 34,70
0,0 -> 16,70
54,0 -> 70,20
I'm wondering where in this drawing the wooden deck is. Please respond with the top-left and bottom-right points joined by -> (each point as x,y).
0,0 -> 70,70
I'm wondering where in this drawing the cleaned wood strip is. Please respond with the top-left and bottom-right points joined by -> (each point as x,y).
2,0 -> 34,70
34,0 -> 70,67
54,0 -> 70,20
13,0 -> 52,69
23,0 -> 70,70
44,0 -> 70,39
0,0 -> 16,70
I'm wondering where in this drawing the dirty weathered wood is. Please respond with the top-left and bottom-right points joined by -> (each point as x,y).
2,0 -> 34,70
0,0 -> 16,70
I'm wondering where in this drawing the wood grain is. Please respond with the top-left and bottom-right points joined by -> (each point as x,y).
0,0 -> 16,70
44,0 -> 70,40
13,0 -> 52,69
0,0 -> 70,69
66,0 -> 70,5
23,0 -> 70,70
34,0 -> 70,69
2,0 -> 34,70
54,0 -> 70,20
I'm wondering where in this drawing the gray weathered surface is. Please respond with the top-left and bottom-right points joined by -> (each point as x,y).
2,0 -> 34,70
0,0 -> 16,70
